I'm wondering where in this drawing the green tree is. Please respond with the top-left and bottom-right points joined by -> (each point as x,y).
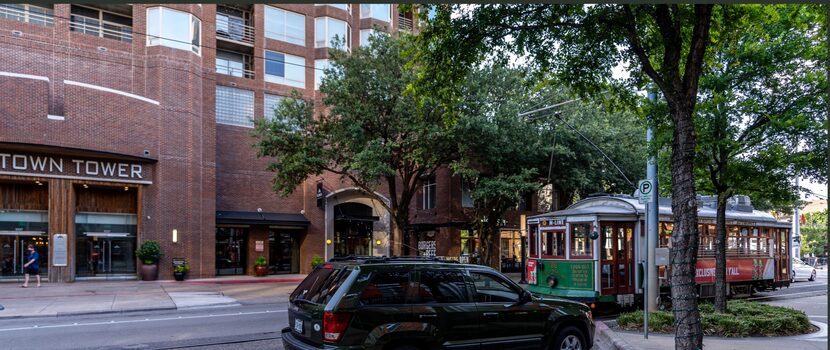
253,34 -> 456,256
680,4 -> 827,313
802,210 -> 828,257
417,5 -> 718,347
451,65 -> 545,268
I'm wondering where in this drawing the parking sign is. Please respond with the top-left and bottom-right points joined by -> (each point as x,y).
638,180 -> 654,204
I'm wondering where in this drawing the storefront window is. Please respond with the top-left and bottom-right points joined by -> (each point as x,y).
268,229 -> 298,274
0,210 -> 49,279
460,229 -> 478,256
570,223 -> 593,258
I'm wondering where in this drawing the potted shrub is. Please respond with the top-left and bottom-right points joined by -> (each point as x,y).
311,255 -> 325,269
173,263 -> 189,281
136,240 -> 163,281
254,256 -> 268,277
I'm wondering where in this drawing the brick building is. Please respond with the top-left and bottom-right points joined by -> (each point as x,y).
0,3 -> 548,282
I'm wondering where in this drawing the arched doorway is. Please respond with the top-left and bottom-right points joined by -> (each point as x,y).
324,188 -> 391,259
333,203 -> 377,257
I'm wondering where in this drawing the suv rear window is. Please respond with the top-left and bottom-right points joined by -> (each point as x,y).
359,269 -> 411,305
291,265 -> 351,304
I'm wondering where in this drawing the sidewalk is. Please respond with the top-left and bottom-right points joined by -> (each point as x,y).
596,320 -> 828,350
0,274 -> 306,319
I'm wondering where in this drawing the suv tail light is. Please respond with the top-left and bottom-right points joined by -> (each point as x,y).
323,312 -> 351,342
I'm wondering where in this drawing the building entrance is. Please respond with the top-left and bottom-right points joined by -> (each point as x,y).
333,203 -> 377,257
216,227 -> 247,275
75,213 -> 137,278
0,182 -> 50,280
268,229 -> 298,274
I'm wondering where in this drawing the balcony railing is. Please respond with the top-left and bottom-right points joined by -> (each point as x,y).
398,15 -> 413,32
70,14 -> 132,43
0,4 -> 54,26
216,65 -> 255,79
216,14 -> 254,45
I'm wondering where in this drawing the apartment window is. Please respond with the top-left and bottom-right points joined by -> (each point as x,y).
315,17 -> 350,49
216,6 -> 252,44
360,4 -> 391,22
0,4 -> 54,26
265,50 -> 305,88
314,59 -> 330,89
216,86 -> 254,127
263,94 -> 285,121
216,50 -> 252,78
461,180 -> 473,208
264,6 -> 305,46
70,5 -> 132,42
359,28 -> 388,47
316,4 -> 350,12
147,7 -> 201,55
422,176 -> 436,210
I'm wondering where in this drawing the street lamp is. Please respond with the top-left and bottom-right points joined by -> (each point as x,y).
519,215 -> 528,284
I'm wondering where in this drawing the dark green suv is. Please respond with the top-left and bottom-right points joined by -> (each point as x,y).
281,257 -> 594,350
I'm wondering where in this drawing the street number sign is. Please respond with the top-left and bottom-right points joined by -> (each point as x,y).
638,180 -> 654,204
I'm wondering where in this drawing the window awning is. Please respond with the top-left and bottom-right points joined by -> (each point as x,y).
216,210 -> 310,227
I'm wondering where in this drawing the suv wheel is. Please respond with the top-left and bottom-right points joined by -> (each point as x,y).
552,326 -> 585,350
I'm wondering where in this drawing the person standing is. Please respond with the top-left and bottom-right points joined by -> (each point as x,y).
22,244 -> 40,288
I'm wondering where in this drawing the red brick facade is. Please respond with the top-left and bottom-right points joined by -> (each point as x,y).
0,4 -> 541,282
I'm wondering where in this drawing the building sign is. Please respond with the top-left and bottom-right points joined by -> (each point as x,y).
255,240 -> 264,252
527,259 -> 537,284
52,234 -> 67,266
417,240 -> 436,257
695,258 -> 773,284
0,152 -> 151,184
316,183 -> 328,209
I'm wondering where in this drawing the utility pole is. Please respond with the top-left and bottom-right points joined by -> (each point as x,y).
646,91 -> 659,314
793,177 -> 801,260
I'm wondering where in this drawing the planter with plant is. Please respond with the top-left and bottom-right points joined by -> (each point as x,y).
254,256 -> 268,277
136,240 -> 163,281
173,264 -> 189,281
311,255 -> 324,269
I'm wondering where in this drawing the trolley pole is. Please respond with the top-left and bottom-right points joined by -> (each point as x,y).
645,91 -> 660,339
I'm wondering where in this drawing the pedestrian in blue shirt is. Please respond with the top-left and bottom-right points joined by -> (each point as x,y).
22,244 -> 40,288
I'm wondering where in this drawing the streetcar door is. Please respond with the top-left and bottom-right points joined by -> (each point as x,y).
600,222 -> 635,295
773,228 -> 789,282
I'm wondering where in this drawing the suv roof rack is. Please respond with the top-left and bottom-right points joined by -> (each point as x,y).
328,255 -> 460,264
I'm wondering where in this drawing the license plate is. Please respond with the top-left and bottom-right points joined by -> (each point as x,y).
294,319 -> 303,333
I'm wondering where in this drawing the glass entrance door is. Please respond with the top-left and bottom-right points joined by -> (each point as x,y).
216,227 -> 247,275
268,229 -> 298,274
76,234 -> 136,277
0,210 -> 50,280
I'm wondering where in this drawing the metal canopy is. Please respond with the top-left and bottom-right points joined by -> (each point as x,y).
215,210 -> 310,227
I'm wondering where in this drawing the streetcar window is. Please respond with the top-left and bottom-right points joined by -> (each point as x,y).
529,229 -> 537,256
541,231 -> 565,257
659,223 -> 673,247
570,223 -> 593,258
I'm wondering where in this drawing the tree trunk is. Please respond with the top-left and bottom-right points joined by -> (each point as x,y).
478,215 -> 501,269
390,210 -> 409,256
669,107 -> 703,350
714,196 -> 728,313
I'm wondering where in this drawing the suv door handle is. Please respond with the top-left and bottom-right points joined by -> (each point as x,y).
482,312 -> 499,317
419,314 -> 438,319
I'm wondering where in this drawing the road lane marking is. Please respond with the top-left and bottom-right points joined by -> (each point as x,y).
0,309 -> 288,333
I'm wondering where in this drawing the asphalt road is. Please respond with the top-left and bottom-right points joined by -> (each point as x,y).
1,270 -> 824,350
0,303 -> 290,350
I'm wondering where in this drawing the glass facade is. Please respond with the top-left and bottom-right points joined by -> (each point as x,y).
0,210 -> 49,279
216,227 -> 247,275
74,213 -> 137,278
215,85 -> 255,127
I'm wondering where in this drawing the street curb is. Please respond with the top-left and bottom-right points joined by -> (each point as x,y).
595,320 -> 638,350
0,306 -> 178,320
